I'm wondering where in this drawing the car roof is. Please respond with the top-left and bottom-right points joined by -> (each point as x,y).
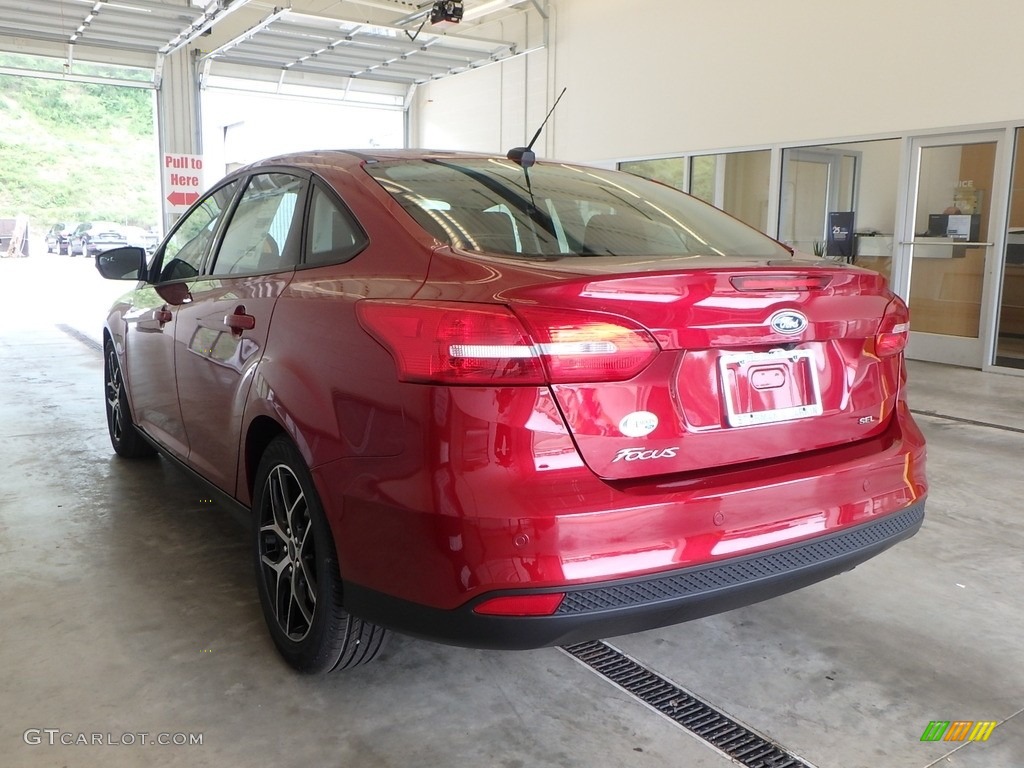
238,149 -> 525,176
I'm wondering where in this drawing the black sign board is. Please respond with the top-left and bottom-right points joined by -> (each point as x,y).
827,211 -> 855,260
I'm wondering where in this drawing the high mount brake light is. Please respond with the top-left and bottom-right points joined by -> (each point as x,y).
730,274 -> 833,292
356,301 -> 659,385
874,296 -> 910,357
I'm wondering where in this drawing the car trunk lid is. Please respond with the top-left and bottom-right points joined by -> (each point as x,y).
504,266 -> 906,480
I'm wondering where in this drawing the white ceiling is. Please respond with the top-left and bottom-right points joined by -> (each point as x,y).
0,0 -> 540,88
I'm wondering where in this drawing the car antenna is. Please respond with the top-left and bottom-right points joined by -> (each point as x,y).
506,87 -> 567,168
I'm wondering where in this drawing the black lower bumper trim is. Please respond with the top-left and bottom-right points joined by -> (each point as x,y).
344,499 -> 925,650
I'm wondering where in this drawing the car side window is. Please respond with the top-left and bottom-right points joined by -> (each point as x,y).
158,181 -> 239,283
305,184 -> 367,266
211,173 -> 304,276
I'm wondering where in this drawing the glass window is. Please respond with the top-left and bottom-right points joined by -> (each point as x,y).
689,150 -> 770,232
618,157 -> 686,191
211,173 -> 304,276
159,181 -> 238,282
778,139 -> 900,282
305,185 -> 367,266
366,159 -> 789,262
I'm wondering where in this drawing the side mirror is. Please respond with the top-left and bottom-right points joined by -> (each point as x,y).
95,247 -> 147,281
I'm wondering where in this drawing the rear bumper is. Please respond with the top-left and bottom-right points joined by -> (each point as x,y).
345,498 -> 925,649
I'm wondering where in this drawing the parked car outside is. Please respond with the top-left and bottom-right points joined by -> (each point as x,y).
45,222 -> 79,254
95,150 -> 928,674
70,221 -> 129,257
123,226 -> 160,254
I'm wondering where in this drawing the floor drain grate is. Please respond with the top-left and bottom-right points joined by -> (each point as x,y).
562,640 -> 815,768
56,324 -> 103,353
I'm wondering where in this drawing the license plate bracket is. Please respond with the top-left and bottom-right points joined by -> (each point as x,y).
718,348 -> 823,427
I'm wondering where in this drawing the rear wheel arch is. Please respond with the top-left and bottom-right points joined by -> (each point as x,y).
245,416 -> 288,499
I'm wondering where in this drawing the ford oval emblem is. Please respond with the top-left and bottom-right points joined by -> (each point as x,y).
769,310 -> 808,335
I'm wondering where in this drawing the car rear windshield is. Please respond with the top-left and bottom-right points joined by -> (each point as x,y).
365,158 -> 791,261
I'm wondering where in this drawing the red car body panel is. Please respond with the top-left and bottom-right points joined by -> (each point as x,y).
102,150 -> 927,650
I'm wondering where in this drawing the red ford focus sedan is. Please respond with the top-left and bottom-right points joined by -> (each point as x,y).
96,150 -> 927,674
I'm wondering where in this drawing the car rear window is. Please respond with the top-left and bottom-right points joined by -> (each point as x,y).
365,158 -> 790,261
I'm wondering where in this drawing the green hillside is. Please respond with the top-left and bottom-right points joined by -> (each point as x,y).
0,61 -> 159,232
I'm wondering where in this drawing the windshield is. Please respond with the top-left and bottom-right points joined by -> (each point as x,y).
365,158 -> 791,261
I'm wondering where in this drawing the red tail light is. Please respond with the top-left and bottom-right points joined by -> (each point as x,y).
356,300 -> 659,385
874,296 -> 910,357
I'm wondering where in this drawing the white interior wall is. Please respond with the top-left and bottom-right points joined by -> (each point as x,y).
412,8 -> 548,154
201,89 -> 405,179
414,0 -> 1024,163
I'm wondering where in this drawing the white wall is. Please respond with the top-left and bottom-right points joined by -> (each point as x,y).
414,0 -> 1024,163
201,89 -> 404,179
412,8 -> 549,154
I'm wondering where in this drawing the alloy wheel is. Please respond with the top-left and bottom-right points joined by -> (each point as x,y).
105,346 -> 124,443
258,464 -> 318,642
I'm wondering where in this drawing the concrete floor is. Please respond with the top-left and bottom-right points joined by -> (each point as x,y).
1,246 -> 1022,768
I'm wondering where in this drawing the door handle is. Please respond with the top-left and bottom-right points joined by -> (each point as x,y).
155,308 -> 172,324
225,307 -> 256,333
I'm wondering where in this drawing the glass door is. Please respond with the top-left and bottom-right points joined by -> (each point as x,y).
994,128 -> 1024,370
895,132 -> 1008,367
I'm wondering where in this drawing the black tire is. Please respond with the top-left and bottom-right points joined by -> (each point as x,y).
253,436 -> 387,673
104,339 -> 156,458
68,241 -> 76,257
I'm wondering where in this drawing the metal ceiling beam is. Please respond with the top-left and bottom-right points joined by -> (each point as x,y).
283,12 -> 516,50
241,33 -> 496,66
214,38 -> 484,75
56,0 -> 211,22
161,0 -> 258,56
64,0 -> 204,46
214,49 -> 434,80
209,54 -> 416,85
198,5 -> 290,61
462,0 -> 526,21
222,41 -> 445,72
326,0 -> 421,14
